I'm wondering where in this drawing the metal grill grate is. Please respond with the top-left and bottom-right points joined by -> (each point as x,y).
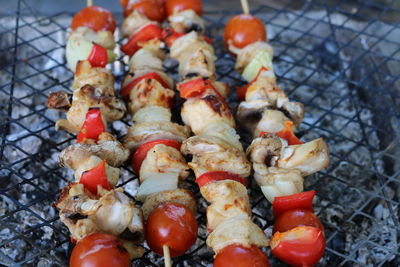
1,0 -> 399,266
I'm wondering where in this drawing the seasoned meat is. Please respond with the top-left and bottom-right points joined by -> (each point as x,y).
47,91 -> 72,112
207,215 -> 268,253
124,121 -> 191,151
181,135 -> 251,178
73,60 -> 115,93
181,93 -> 235,135
200,180 -> 251,231
55,84 -> 126,133
168,9 -> 205,33
59,132 -> 129,167
139,144 -> 190,182
68,26 -> 116,50
55,183 -> 144,245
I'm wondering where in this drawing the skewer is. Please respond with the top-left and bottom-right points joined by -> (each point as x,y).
87,0 -> 93,7
240,0 -> 250,14
163,245 -> 172,267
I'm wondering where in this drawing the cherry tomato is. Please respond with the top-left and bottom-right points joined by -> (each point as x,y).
146,203 -> 198,257
165,0 -> 203,17
273,209 -> 324,234
71,6 -> 116,33
132,139 -> 181,174
124,0 -> 166,22
224,14 -> 266,51
273,190 -> 316,218
196,171 -> 248,187
214,244 -> 270,267
70,233 -> 130,267
271,226 -> 326,267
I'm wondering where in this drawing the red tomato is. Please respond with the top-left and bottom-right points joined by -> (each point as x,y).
70,233 -> 130,267
71,6 -> 116,33
146,203 -> 198,257
120,24 -> 163,56
124,0 -> 166,22
79,160 -> 111,195
224,14 -> 266,51
132,139 -> 181,174
121,72 -> 171,100
88,43 -> 108,68
273,190 -> 316,218
77,108 -> 105,143
271,226 -> 326,267
165,0 -> 203,17
273,209 -> 324,234
214,244 -> 270,267
196,171 -> 248,187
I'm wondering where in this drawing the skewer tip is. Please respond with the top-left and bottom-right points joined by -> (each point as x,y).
163,245 -> 172,267
87,0 -> 93,7
240,0 -> 250,14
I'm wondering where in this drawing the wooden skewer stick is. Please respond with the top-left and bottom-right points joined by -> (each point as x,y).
240,0 -> 250,14
163,245 -> 172,267
87,0 -> 93,7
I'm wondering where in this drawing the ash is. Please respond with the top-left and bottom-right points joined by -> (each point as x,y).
1,8 -> 399,267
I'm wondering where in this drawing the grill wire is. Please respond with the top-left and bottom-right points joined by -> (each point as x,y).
1,0 -> 399,266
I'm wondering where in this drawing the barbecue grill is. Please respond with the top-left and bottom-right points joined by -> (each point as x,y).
1,0 -> 399,266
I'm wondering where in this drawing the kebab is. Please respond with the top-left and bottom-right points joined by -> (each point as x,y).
224,1 -> 328,266
47,3 -> 145,266
119,1 -> 198,265
164,0 -> 270,265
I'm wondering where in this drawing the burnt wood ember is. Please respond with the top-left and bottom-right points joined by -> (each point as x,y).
0,0 -> 399,266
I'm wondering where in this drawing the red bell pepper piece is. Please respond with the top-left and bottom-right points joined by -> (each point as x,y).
273,190 -> 316,218
121,23 -> 163,56
271,226 -> 326,267
77,108 -> 105,143
196,171 -> 248,187
79,160 -> 111,195
132,139 -> 181,174
260,121 -> 303,146
236,66 -> 268,100
121,72 -> 170,100
177,77 -> 223,99
162,27 -> 184,47
88,43 -> 108,68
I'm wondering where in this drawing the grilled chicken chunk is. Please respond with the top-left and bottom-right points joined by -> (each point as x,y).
60,132 -> 129,167
200,180 -> 251,231
72,60 -> 115,93
55,183 -> 144,245
168,9 -> 205,33
181,92 -> 235,135
53,84 -> 126,133
234,41 -> 273,73
125,78 -> 175,115
129,47 -> 165,73
139,144 -> 190,182
207,215 -> 268,253
141,188 -> 196,219
47,91 -> 72,112
248,133 -> 330,177
170,32 -> 216,79
181,135 -> 251,178
124,121 -> 191,151
121,11 -> 153,38
68,26 -> 116,50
